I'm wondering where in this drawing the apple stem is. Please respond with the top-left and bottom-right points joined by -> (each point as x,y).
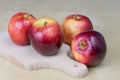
44,21 -> 48,26
24,14 -> 30,18
74,15 -> 80,19
79,41 -> 87,50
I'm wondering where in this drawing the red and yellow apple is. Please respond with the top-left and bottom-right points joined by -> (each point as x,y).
8,12 -> 36,45
61,14 -> 93,46
71,30 -> 107,67
29,17 -> 63,56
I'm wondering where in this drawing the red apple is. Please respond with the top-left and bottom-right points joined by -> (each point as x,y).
8,12 -> 36,45
29,17 -> 63,56
61,14 -> 93,46
71,30 -> 107,67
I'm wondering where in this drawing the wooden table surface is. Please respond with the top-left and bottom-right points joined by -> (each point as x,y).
0,0 -> 120,80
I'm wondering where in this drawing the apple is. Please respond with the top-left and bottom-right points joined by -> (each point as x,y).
71,30 -> 107,67
29,17 -> 63,56
61,14 -> 93,46
8,12 -> 36,45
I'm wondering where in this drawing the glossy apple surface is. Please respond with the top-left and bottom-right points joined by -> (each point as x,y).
29,17 -> 63,56
71,30 -> 107,67
8,12 -> 36,45
61,14 -> 93,46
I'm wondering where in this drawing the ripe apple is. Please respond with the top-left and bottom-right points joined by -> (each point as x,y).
61,14 -> 93,46
29,17 -> 63,56
71,30 -> 107,67
8,12 -> 36,45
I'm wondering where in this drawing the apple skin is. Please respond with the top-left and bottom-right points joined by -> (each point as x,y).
71,30 -> 107,67
61,14 -> 93,46
29,17 -> 63,56
8,12 -> 36,45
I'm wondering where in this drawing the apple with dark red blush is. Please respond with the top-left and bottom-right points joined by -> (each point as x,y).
61,14 -> 93,46
29,17 -> 63,56
8,12 -> 36,45
71,30 -> 107,67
